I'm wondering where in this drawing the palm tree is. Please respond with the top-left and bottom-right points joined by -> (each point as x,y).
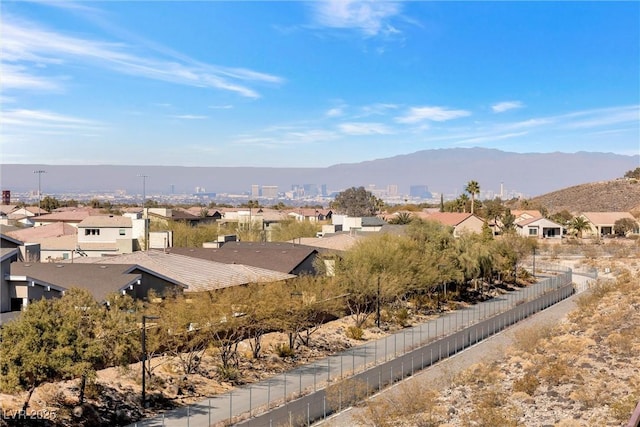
465,180 -> 480,215
569,216 -> 591,238
389,211 -> 413,225
457,194 -> 469,213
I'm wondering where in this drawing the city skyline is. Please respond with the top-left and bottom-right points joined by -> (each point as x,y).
2,1 -> 638,167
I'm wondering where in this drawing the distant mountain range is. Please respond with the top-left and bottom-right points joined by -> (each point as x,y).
1,148 -> 638,198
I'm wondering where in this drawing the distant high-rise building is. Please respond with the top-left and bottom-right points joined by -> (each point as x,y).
303,184 -> 319,197
2,190 -> 10,205
261,185 -> 278,199
409,185 -> 432,199
251,184 -> 260,198
387,184 -> 398,196
321,184 -> 327,197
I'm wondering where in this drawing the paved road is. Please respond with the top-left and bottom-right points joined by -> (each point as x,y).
130,267 -> 580,427
319,273 -> 595,426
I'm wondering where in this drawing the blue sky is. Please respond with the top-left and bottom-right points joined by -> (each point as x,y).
2,0 -> 639,167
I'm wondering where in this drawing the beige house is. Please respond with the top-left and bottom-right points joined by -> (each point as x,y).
76,215 -> 135,256
423,212 -> 486,237
580,212 -> 640,237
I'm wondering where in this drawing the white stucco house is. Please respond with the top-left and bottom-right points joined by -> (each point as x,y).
515,217 -> 564,239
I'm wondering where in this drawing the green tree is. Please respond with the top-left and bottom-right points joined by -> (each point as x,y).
40,195 -> 60,212
457,194 -> 470,213
55,289 -> 107,404
0,299 -> 65,410
614,217 -> 638,236
465,181 -> 481,215
569,216 -> 591,238
550,210 -> 573,227
331,187 -> 382,217
500,209 -> 517,233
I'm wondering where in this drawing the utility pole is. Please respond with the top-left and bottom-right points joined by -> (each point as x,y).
141,315 -> 159,408
138,175 -> 149,250
33,170 -> 46,215
376,276 -> 381,328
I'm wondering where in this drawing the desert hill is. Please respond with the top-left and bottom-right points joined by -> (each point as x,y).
528,178 -> 640,214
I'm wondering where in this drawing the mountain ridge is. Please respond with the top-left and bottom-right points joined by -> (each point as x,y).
1,148 -> 638,198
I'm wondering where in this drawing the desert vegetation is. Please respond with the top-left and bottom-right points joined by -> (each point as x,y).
350,268 -> 640,427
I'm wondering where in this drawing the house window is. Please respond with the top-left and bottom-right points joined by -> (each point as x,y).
85,228 -> 100,236
528,228 -> 538,236
119,229 -> 126,236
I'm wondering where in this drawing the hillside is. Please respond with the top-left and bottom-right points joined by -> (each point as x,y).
528,178 -> 640,214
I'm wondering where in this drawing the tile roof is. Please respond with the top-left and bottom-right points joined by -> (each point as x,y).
423,212 -> 474,226
0,205 -> 17,215
581,212 -> 637,225
68,251 -> 295,292
78,215 -> 132,228
167,242 -> 318,274
33,210 -> 95,222
5,222 -> 77,241
296,233 -> 364,251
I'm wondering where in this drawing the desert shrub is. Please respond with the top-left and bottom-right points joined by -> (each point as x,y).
326,379 -> 371,411
610,394 -> 639,423
393,307 -> 410,327
512,325 -> 553,354
538,358 -> 569,386
462,386 -> 521,427
346,326 -> 364,340
217,365 -> 240,382
605,331 -> 635,356
512,372 -> 540,395
274,343 -> 295,358
357,382 -> 445,427
454,362 -> 503,387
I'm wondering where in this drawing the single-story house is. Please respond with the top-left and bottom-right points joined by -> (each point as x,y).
5,262 -> 186,312
423,212 -> 486,237
67,250 -> 295,293
515,217 -> 564,239
580,212 -> 640,237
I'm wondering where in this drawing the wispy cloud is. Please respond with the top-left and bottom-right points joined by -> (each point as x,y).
396,106 -> 471,124
209,105 -> 233,110
2,109 -> 104,135
234,128 -> 339,148
454,131 -> 529,146
491,101 -> 524,113
358,103 -> 399,117
339,122 -> 392,135
326,106 -> 345,118
2,64 -> 63,91
310,0 -> 403,37
2,16 -> 283,99
171,115 -> 208,120
561,105 -> 639,129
